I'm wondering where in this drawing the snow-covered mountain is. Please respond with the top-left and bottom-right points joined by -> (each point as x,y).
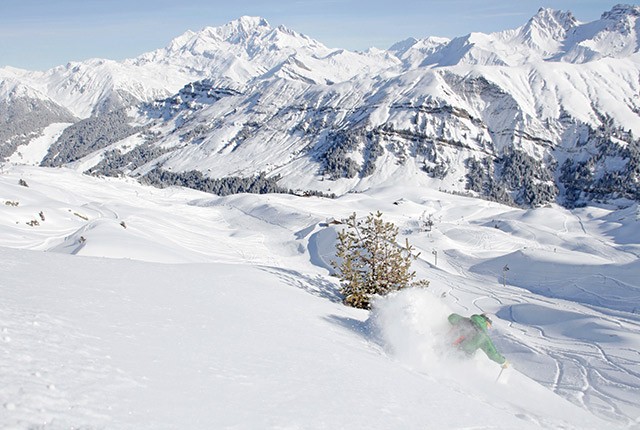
0,16 -> 396,119
2,6 -> 640,208
415,5 -> 640,67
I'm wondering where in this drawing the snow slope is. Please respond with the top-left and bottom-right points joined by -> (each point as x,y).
1,247 -> 593,430
1,166 -> 638,428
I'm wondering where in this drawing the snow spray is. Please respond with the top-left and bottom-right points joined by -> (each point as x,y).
369,288 -> 453,372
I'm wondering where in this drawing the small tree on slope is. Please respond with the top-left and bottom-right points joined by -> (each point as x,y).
332,211 -> 429,309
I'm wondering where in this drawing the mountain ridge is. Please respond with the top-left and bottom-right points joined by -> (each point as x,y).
1,6 -> 640,208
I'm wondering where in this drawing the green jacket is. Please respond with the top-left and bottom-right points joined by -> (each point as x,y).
447,313 -> 506,365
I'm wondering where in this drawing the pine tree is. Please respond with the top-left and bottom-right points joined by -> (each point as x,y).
332,211 -> 429,309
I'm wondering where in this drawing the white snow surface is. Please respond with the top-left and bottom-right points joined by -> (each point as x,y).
1,166 -> 639,429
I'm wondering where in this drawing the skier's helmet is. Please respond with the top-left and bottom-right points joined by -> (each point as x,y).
480,313 -> 493,328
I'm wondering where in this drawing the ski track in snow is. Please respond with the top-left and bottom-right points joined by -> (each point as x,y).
504,285 -> 633,419
432,264 -> 640,426
409,206 -> 640,428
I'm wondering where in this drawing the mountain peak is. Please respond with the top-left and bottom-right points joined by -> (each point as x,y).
554,3 -> 640,63
531,7 -> 577,30
160,16 -> 326,58
524,7 -> 577,40
196,16 -> 271,45
222,16 -> 271,36
601,4 -> 640,20
235,15 -> 270,27
598,4 -> 640,37
389,37 -> 419,53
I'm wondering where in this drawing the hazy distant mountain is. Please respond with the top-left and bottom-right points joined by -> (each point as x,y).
1,7 -> 640,208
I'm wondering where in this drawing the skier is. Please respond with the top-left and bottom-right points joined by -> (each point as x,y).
447,313 -> 509,368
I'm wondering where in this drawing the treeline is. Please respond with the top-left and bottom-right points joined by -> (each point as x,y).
317,128 -> 383,179
466,150 -> 557,208
142,167 -> 336,198
85,141 -> 170,177
560,121 -> 640,207
41,109 -> 140,167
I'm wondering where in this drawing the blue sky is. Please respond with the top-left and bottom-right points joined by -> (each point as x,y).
0,0 -> 630,70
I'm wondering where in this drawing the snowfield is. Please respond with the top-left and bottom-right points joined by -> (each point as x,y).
1,166 -> 638,429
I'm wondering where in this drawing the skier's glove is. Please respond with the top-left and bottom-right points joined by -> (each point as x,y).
501,361 -> 510,369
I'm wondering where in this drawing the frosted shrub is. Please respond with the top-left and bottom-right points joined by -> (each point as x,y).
332,211 -> 429,309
